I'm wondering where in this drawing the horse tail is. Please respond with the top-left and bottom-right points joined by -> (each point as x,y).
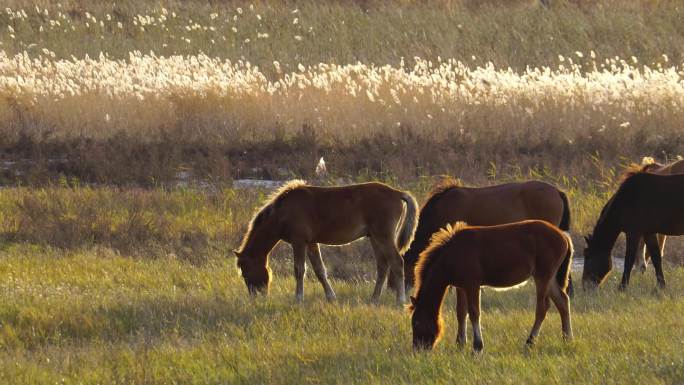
558,190 -> 571,232
556,232 -> 574,295
397,192 -> 419,254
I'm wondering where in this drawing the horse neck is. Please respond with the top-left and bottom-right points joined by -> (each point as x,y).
241,220 -> 280,264
404,232 -> 429,264
591,198 -> 621,252
414,256 -> 451,323
406,208 -> 443,263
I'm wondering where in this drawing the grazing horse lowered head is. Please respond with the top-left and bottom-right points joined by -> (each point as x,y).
409,220 -> 573,352
402,177 -> 573,297
583,171 -> 684,290
234,180 -> 418,304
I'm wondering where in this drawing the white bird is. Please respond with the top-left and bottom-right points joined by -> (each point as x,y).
315,157 -> 327,178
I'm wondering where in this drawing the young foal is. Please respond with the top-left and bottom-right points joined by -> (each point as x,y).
583,172 -> 684,290
409,220 -> 573,352
234,180 -> 418,304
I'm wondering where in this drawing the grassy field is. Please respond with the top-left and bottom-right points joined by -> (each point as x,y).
0,182 -> 683,384
0,174 -> 657,268
1,245 -> 684,384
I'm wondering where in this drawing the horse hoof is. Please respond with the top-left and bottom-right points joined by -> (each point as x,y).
618,284 -> 627,291
525,338 -> 535,347
473,341 -> 484,352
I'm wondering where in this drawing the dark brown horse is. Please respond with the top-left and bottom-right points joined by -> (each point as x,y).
409,220 -> 573,352
403,178 -> 572,295
623,158 -> 684,272
234,180 -> 418,304
583,172 -> 684,290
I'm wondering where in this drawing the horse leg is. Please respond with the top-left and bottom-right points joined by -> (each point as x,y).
306,243 -> 336,301
549,280 -> 573,340
466,286 -> 483,352
619,232 -> 641,290
387,248 -> 407,305
292,242 -> 307,302
456,288 -> 468,347
371,257 -> 389,304
658,234 -> 667,261
371,237 -> 406,305
636,236 -> 648,273
644,234 -> 666,288
526,278 -> 551,346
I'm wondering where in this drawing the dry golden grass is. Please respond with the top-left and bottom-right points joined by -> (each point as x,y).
2,52 -> 683,147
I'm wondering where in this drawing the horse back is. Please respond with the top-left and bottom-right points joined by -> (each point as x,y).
616,173 -> 684,234
449,220 -> 565,287
276,182 -> 405,243
445,181 -> 564,226
654,159 -> 684,175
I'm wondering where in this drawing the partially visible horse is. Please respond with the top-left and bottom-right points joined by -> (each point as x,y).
403,178 -> 572,295
234,180 -> 418,304
623,157 -> 684,272
583,172 -> 684,290
409,220 -> 573,352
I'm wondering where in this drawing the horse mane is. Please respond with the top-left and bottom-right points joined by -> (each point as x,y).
424,176 -> 463,206
621,157 -> 662,181
409,221 -> 469,311
589,169 -> 642,246
237,180 -> 307,252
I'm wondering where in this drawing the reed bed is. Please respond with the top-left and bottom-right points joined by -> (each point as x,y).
2,52 -> 684,151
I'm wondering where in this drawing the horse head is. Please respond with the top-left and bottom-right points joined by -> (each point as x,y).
582,234 -> 611,289
234,250 -> 271,295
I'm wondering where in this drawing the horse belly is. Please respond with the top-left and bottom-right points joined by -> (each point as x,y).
312,222 -> 368,245
482,268 -> 533,288
480,251 -> 535,287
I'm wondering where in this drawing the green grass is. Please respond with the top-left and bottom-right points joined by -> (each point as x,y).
1,245 -> 683,384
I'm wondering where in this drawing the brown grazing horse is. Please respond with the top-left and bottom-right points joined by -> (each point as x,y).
234,180 -> 418,304
403,178 -> 572,295
623,158 -> 684,272
583,172 -> 684,290
409,220 -> 573,352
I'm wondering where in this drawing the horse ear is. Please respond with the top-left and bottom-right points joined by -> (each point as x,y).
410,296 -> 417,306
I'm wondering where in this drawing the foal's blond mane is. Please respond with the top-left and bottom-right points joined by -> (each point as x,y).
237,180 -> 307,253
410,221 -> 469,309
